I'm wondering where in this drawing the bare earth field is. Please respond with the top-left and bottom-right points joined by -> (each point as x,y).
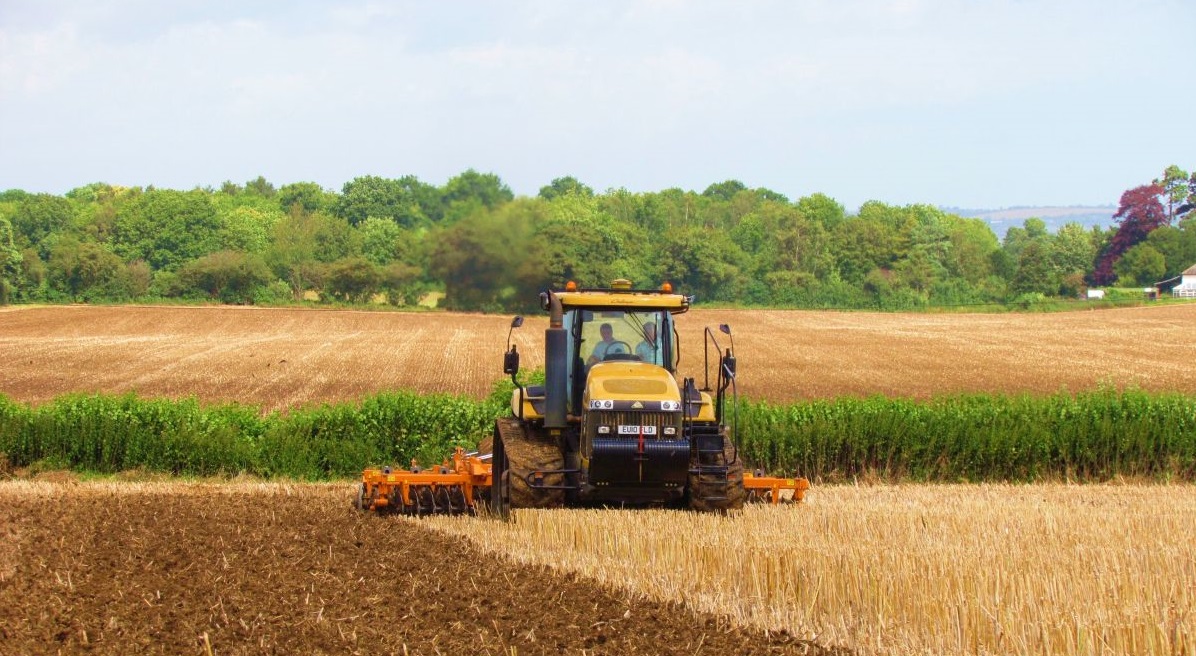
1,303 -> 1195,411
0,480 -> 835,656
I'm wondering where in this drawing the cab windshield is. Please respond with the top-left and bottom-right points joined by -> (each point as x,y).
562,308 -> 676,414
579,309 -> 667,367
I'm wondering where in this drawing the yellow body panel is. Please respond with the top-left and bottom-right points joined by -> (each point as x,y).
584,362 -> 681,403
691,391 -> 717,422
511,388 -> 545,420
512,368 -> 717,421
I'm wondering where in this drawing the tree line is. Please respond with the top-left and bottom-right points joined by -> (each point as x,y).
1,167 -> 1193,311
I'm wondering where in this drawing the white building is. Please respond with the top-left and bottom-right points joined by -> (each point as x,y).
1174,264 -> 1196,298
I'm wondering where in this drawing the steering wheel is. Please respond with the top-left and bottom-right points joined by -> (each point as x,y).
602,341 -> 632,360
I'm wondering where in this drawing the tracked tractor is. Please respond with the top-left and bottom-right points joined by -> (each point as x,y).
355,280 -> 809,516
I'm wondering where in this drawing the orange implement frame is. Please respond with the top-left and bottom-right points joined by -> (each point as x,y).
743,472 -> 811,503
357,448 -> 492,514
357,449 -> 809,514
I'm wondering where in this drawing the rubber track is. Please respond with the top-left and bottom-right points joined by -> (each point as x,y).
497,418 -> 566,509
689,431 -> 746,512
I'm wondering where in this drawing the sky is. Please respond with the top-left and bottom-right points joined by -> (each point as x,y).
1,0 -> 1193,211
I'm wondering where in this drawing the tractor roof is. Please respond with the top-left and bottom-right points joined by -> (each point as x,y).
551,280 -> 690,313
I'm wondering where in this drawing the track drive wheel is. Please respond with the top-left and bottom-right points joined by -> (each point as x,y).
689,430 -> 746,513
496,418 -> 565,511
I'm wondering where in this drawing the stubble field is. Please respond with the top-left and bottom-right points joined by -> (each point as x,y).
1,303 -> 1195,411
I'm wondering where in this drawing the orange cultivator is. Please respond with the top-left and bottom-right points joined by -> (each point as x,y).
355,448 -> 492,515
744,471 -> 811,503
355,448 -> 809,516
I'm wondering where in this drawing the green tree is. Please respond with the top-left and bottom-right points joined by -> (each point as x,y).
753,187 -> 789,203
265,208 -> 323,299
244,175 -> 276,198
1114,243 -> 1166,286
1011,240 -> 1057,295
12,193 -> 74,250
1145,222 -> 1196,277
177,250 -> 274,304
1050,222 -> 1097,279
768,204 -> 834,281
795,193 -> 846,230
943,216 -> 999,284
528,193 -> 638,288
278,182 -> 335,214
538,176 -> 594,200
441,169 -> 514,223
220,206 -> 281,254
47,237 -> 131,301
325,256 -> 382,303
0,217 -> 23,304
1155,165 -> 1190,220
337,175 -> 443,227
702,180 -> 748,202
357,217 -> 404,266
429,200 -> 537,311
833,216 -> 902,284
380,261 -> 424,306
113,189 -> 221,270
655,226 -> 745,302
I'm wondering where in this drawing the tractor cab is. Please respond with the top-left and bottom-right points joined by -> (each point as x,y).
557,280 -> 687,417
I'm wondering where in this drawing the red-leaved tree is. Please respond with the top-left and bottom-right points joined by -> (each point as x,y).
1093,183 -> 1168,285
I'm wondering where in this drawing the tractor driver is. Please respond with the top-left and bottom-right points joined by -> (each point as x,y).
587,323 -> 618,364
635,322 -> 662,365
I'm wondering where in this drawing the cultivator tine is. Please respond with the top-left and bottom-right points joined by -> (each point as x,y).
358,448 -> 492,517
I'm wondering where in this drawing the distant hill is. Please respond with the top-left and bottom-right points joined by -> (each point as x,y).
942,206 -> 1116,235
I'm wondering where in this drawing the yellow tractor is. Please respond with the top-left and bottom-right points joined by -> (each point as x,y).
356,280 -> 808,516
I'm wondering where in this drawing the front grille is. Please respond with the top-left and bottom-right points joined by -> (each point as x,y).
584,411 -> 681,444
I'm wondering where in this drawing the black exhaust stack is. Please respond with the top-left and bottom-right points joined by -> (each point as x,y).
543,291 -> 568,429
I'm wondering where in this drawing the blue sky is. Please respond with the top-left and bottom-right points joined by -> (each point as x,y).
2,0 -> 1193,211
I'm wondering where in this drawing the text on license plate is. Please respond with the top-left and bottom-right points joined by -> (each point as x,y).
618,425 -> 657,435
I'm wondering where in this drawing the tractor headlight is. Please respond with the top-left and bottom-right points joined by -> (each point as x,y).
597,426 -> 611,434
660,400 -> 681,411
588,399 -> 615,410
663,426 -> 676,435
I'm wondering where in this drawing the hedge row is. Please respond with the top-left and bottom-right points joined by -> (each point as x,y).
736,390 -> 1196,481
0,391 -> 498,479
1,388 -> 1193,482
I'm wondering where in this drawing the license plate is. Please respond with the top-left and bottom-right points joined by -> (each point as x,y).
618,425 -> 657,435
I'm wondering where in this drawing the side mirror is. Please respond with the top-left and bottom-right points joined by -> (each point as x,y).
504,315 -> 524,376
503,345 -> 520,375
506,315 -> 523,348
719,323 -> 735,354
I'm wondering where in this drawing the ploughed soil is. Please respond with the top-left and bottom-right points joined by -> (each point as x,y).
0,481 -> 845,655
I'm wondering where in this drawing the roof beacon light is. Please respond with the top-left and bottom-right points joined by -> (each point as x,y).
660,281 -> 673,293
611,279 -> 633,290
564,280 -> 578,292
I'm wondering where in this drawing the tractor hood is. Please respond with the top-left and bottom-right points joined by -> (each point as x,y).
583,362 -> 681,411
